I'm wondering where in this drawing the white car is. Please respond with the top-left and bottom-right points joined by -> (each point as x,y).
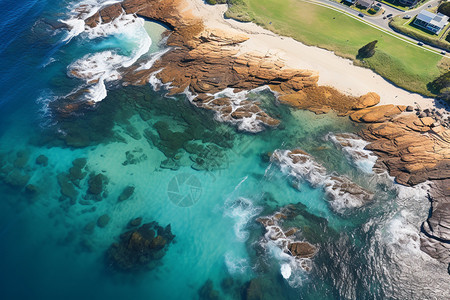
403,15 -> 411,19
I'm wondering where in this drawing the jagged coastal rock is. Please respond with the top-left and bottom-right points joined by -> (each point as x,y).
79,0 -> 449,262
271,149 -> 374,211
78,0 -> 381,132
257,205 -> 318,272
357,110 -> 450,186
356,107 -> 450,262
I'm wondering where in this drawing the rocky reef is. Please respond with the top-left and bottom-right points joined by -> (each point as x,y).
271,149 -> 374,211
257,206 -> 318,270
77,0 -> 381,132
356,107 -> 449,186
106,221 -> 175,272
74,0 -> 449,262
354,106 -> 450,262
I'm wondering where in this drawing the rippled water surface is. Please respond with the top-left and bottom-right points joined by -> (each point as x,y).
0,1 -> 448,299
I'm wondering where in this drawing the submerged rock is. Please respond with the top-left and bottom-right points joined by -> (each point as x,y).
25,184 -> 38,195
35,155 -> 49,166
118,186 -> 135,202
240,276 -> 291,300
160,158 -> 179,171
106,221 -> 175,272
122,148 -> 147,166
13,150 -> 30,169
198,280 -> 220,300
73,158 -> 87,169
4,169 -> 30,188
128,217 -> 142,228
87,173 -> 108,196
57,173 -> 78,202
83,222 -> 96,235
97,214 -> 111,228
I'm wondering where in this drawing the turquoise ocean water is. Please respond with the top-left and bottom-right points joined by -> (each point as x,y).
0,1 -> 448,299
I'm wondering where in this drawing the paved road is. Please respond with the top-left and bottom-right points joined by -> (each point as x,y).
302,0 -> 447,55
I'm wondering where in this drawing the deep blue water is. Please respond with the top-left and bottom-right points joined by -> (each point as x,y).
0,1 -> 449,300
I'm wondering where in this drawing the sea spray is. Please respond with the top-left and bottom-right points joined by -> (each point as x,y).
61,0 -> 122,42
325,133 -> 378,174
187,86 -> 275,133
271,149 -> 374,211
62,1 -> 152,102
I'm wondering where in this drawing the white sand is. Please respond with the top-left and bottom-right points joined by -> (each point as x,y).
185,0 -> 447,110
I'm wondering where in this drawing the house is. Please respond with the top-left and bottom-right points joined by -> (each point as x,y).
356,0 -> 374,8
413,10 -> 449,35
399,0 -> 419,7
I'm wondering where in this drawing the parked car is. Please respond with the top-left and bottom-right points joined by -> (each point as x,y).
441,51 -> 447,55
418,42 -> 424,46
386,14 -> 393,18
376,3 -> 382,6
403,15 -> 411,19
383,16 -> 387,19
358,13 -> 364,17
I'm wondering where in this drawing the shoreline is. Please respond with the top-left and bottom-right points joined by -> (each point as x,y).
184,0 -> 445,111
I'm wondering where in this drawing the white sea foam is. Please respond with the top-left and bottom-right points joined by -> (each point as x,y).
325,133 -> 378,174
41,57 -> 57,68
280,263 -> 291,279
61,0 -> 122,42
323,176 -> 373,211
263,231 -> 308,288
137,47 -> 171,71
65,11 -> 151,102
272,149 -> 373,211
383,182 -> 430,255
224,197 -> 262,241
36,91 -> 58,127
224,252 -> 250,274
272,149 -> 328,187
386,210 -> 422,254
68,51 -> 122,102
187,86 -> 275,133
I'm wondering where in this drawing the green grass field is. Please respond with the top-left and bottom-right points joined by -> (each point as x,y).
226,0 -> 449,96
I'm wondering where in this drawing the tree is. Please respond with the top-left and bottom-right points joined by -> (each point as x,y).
357,40 -> 378,59
205,0 -> 227,4
428,71 -> 450,102
438,2 -> 450,17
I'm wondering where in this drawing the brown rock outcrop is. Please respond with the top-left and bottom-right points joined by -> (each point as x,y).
271,149 -> 374,210
356,109 -> 450,263
78,0 -> 449,262
350,104 -> 406,123
80,0 -> 382,130
352,92 -> 380,109
256,205 -> 318,265
358,112 -> 450,186
288,242 -> 316,259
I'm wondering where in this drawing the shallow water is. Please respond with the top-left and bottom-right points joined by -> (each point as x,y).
0,1 -> 448,300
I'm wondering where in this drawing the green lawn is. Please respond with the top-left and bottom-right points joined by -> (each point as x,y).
226,0 -> 449,96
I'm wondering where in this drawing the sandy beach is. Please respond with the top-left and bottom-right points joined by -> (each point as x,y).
184,0 -> 446,110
